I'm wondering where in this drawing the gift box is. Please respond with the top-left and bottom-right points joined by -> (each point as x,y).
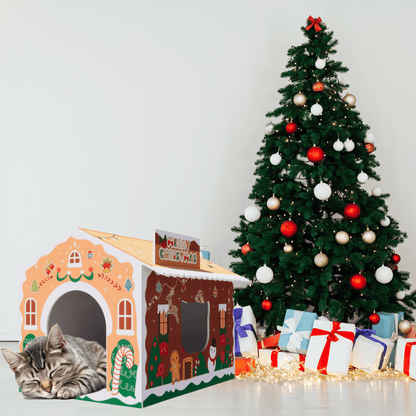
304,320 -> 355,376
277,309 -> 318,354
258,333 -> 280,351
405,324 -> 416,339
233,305 -> 258,357
372,311 -> 404,367
350,329 -> 394,373
258,348 -> 305,371
235,357 -> 256,376
394,338 -> 416,379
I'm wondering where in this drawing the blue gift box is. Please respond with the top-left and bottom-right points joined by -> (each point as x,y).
277,309 -> 318,354
372,311 -> 404,367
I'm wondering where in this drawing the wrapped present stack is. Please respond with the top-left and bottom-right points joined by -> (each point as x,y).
234,306 -> 416,381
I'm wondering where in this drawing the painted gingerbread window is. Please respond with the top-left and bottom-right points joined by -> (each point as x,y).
117,299 -> 134,336
24,298 -> 38,330
67,250 -> 82,268
219,304 -> 226,346
158,305 -> 169,355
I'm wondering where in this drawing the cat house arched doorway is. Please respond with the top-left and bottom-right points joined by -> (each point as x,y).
47,290 -> 107,348
40,282 -> 113,349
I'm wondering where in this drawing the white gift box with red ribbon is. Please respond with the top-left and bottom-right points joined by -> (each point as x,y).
395,338 -> 416,379
258,347 -> 305,371
304,320 -> 355,376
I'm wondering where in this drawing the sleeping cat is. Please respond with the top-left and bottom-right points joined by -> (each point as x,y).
1,324 -> 106,399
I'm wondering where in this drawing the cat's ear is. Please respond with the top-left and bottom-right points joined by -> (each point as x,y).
46,324 -> 66,351
1,349 -> 27,373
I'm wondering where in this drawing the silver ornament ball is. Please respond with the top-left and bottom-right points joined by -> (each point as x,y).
314,253 -> 329,268
311,103 -> 323,116
270,152 -> 282,166
256,265 -> 274,284
343,93 -> 357,106
372,187 -> 382,197
333,139 -> 344,151
395,291 -> 406,300
398,319 -> 412,334
315,58 -> 326,69
267,196 -> 281,210
375,265 -> 393,284
344,139 -> 355,152
244,205 -> 261,222
362,230 -> 376,244
357,172 -> 369,183
314,182 -> 332,200
293,93 -> 307,106
265,122 -> 275,135
380,217 -> 391,227
335,231 -> 350,245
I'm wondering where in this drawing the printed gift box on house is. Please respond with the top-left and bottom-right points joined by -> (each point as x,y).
350,329 -> 394,373
304,321 -> 355,376
372,311 -> 404,367
19,228 -> 249,408
277,309 -> 317,354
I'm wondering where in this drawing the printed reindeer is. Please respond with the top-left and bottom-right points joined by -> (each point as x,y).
166,289 -> 180,323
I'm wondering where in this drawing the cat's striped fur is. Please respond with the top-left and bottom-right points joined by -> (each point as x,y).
1,324 -> 106,399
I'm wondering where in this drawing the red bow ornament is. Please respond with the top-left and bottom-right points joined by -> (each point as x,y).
305,321 -> 355,376
306,16 -> 322,32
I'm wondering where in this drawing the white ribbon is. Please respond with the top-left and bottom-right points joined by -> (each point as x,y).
277,312 -> 311,352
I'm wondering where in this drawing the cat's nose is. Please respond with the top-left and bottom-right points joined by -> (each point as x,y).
41,381 -> 52,393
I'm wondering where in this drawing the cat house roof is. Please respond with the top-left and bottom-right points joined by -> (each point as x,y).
79,228 -> 249,288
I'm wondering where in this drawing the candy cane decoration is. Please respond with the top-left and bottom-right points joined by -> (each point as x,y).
111,347 -> 134,395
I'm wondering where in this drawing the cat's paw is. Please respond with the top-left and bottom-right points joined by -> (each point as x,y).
56,387 -> 77,399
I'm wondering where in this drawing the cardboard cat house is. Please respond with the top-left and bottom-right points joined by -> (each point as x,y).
19,228 -> 248,408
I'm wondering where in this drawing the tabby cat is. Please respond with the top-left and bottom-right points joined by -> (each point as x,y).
1,324 -> 106,399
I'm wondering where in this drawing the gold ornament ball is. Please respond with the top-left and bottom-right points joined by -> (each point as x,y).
399,319 -> 412,334
343,93 -> 356,106
267,196 -> 281,210
335,231 -> 349,245
314,253 -> 329,268
293,93 -> 307,106
362,230 -> 376,244
283,244 -> 293,253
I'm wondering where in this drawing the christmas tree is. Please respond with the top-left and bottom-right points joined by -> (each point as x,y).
229,17 -> 416,333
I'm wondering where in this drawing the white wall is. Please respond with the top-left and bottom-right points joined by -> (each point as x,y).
1,0 -> 415,339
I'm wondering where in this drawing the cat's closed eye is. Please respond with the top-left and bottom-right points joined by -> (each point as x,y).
50,363 -> 70,379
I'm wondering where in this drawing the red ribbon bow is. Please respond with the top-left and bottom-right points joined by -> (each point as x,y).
310,322 -> 355,374
306,16 -> 322,32
404,342 -> 416,375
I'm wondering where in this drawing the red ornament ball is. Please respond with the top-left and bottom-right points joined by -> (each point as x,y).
365,143 -> 375,153
343,203 -> 361,220
369,313 -> 381,325
307,146 -> 325,163
285,122 -> 298,134
242,244 -> 253,255
350,273 -> 367,290
262,299 -> 272,311
392,254 -> 401,263
280,220 -> 298,238
313,82 -> 324,92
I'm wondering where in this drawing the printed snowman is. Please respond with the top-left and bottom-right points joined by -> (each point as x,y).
207,338 -> 217,373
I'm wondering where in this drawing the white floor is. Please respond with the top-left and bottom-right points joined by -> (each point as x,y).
2,341 -> 416,415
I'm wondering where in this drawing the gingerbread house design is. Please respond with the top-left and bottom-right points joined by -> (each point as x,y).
19,228 -> 248,408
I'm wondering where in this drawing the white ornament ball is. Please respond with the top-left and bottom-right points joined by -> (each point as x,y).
333,139 -> 344,151
395,291 -> 406,300
311,103 -> 323,116
256,265 -> 274,284
314,253 -> 329,268
335,231 -> 349,245
372,186 -> 382,197
362,230 -> 376,244
365,133 -> 375,144
244,205 -> 261,222
293,93 -> 307,106
270,153 -> 282,166
267,196 -> 281,210
265,122 -> 275,135
375,265 -> 393,284
357,172 -> 369,183
344,139 -> 355,152
314,182 -> 332,200
283,244 -> 293,253
380,217 -> 391,227
315,58 -> 326,69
